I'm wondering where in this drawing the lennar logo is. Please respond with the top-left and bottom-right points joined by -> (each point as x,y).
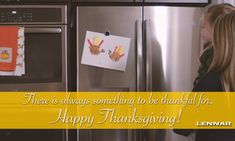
197,121 -> 232,127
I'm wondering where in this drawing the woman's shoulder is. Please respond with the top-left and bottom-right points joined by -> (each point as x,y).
193,71 -> 223,92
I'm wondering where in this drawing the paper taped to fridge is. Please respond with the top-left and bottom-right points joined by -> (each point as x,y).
81,31 -> 131,71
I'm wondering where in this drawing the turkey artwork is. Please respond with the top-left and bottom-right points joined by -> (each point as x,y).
88,36 -> 105,55
108,45 -> 125,62
82,31 -> 131,71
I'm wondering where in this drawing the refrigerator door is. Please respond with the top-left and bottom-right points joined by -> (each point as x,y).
77,6 -> 142,141
143,6 -> 202,141
144,6 -> 202,92
77,7 -> 142,92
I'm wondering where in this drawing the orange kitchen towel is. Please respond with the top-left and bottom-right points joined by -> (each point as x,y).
0,26 -> 18,71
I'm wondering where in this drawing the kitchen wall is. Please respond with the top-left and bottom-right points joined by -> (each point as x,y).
217,0 -> 235,5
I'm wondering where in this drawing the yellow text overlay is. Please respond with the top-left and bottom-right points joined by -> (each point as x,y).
0,92 -> 234,129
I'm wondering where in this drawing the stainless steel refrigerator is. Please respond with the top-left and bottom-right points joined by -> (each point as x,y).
76,5 -> 204,141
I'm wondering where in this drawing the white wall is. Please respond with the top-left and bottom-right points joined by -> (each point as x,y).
223,0 -> 235,5
210,0 -> 235,5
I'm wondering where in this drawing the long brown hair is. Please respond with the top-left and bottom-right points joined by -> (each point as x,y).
209,12 -> 235,92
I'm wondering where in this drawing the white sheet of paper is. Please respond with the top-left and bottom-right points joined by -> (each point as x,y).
81,31 -> 131,71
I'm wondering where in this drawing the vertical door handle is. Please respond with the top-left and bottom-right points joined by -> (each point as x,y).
144,20 -> 153,92
136,19 -> 143,92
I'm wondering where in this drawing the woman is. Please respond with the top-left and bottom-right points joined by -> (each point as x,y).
192,11 -> 235,141
194,11 -> 235,92
193,3 -> 235,87
174,4 -> 235,139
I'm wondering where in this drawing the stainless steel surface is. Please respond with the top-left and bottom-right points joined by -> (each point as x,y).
0,5 -> 68,141
0,5 -> 67,24
77,7 -> 141,92
24,27 -> 62,33
89,87 -> 130,91
144,6 -> 202,92
143,6 -> 202,141
0,130 -> 67,141
0,24 -> 67,92
0,5 -> 68,92
144,20 -> 152,91
0,0 -> 70,2
0,5 -> 67,8
74,0 -> 135,2
136,19 -> 144,92
145,0 -> 208,3
77,6 -> 142,141
75,5 -> 203,141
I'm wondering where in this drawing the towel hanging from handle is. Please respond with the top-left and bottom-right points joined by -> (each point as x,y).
0,26 -> 18,71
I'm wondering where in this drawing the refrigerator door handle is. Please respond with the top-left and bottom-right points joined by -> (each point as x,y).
136,19 -> 143,92
144,19 -> 152,91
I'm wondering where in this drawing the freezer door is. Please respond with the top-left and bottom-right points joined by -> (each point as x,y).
77,7 -> 142,92
77,6 -> 142,141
